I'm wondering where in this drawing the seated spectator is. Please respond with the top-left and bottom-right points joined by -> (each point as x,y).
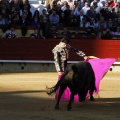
111,26 -> 120,36
106,18 -> 115,31
92,2 -> 101,21
61,1 -> 68,12
86,6 -> 97,22
100,6 -> 112,21
88,17 -> 99,28
112,6 -> 120,19
0,14 -> 5,26
98,17 -> 106,28
90,0 -> 103,9
117,17 -> 120,26
78,0 -> 85,8
2,25 -> 18,38
64,5 -> 71,18
30,27 -> 42,39
49,9 -> 59,26
60,27 -> 72,35
55,5 -> 63,17
31,17 -> 40,27
40,17 -> 50,38
67,11 -> 78,27
80,16 -> 89,27
59,12 -> 67,26
40,9 -> 49,23
100,28 -> 112,39
81,2 -> 90,15
32,10 -> 40,22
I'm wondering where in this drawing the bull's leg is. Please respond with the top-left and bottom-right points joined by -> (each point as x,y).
55,85 -> 67,110
89,89 -> 94,101
78,90 -> 88,102
67,93 -> 74,111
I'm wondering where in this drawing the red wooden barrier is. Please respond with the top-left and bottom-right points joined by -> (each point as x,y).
0,38 -> 120,61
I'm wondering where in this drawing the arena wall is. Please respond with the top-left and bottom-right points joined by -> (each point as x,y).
0,38 -> 120,72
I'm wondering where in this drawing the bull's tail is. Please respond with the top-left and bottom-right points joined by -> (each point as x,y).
46,80 -> 61,96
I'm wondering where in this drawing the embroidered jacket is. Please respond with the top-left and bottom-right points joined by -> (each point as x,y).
52,44 -> 85,72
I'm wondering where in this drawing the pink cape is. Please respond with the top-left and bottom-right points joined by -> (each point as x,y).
55,58 -> 115,102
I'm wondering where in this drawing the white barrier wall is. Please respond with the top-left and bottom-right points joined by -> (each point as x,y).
0,61 -> 120,73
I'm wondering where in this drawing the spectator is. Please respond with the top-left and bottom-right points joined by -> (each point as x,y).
30,27 -> 42,39
68,11 -> 79,27
32,10 -> 40,23
81,1 -> 90,15
80,16 -> 89,27
100,28 -> 112,39
64,5 -> 71,22
2,25 -> 18,38
40,17 -> 50,38
55,5 -> 63,17
78,0 -> 85,8
49,9 -> 59,26
61,1 -> 68,12
111,26 -> 120,35
40,9 -> 49,23
86,6 -> 97,21
90,0 -> 103,9
98,16 -> 107,28
31,17 -> 40,27
59,12 -> 67,26
101,7 -> 112,21
19,13 -> 28,36
60,27 -> 72,35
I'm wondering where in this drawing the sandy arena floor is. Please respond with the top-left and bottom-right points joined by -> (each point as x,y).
0,72 -> 120,120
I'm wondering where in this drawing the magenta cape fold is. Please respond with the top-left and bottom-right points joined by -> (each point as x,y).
55,58 -> 116,102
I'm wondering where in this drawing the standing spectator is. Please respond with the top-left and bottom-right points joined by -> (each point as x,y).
2,25 -> 18,38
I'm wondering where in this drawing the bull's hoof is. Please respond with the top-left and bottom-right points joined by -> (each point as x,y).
67,106 -> 72,111
80,99 -> 85,102
90,97 -> 94,101
55,105 -> 59,110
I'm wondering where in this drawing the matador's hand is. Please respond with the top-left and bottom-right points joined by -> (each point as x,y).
84,56 -> 89,61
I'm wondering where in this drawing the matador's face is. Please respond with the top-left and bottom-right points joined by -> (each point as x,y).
59,42 -> 67,48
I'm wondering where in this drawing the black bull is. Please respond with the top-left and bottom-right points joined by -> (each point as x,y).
46,61 -> 96,110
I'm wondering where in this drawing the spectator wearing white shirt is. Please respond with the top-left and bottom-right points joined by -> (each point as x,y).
81,2 -> 90,15
90,0 -> 103,9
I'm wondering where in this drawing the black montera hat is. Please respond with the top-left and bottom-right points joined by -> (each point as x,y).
60,37 -> 70,44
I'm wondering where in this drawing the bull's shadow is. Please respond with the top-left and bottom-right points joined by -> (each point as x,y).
0,90 -> 120,120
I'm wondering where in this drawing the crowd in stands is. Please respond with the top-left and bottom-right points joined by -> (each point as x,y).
0,0 -> 120,39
